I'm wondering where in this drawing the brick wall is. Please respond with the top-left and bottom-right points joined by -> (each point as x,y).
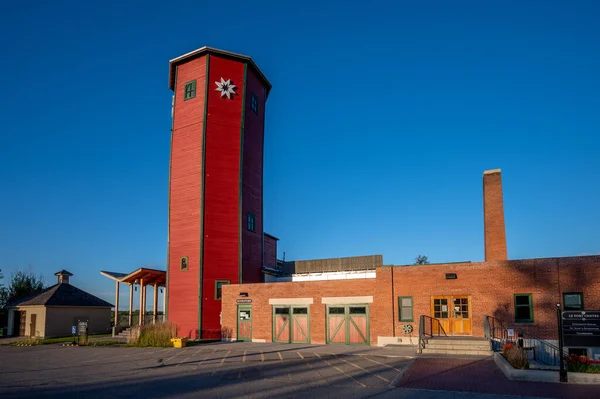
222,279 -> 377,344
221,255 -> 600,344
483,169 -> 508,261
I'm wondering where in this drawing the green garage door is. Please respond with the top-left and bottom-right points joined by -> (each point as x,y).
326,305 -> 369,345
273,306 -> 310,344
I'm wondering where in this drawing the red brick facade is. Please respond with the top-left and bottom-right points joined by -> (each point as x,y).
221,255 -> 600,344
167,48 -> 271,339
483,170 -> 508,261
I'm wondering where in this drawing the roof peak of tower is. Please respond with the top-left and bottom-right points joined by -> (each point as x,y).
168,46 -> 272,96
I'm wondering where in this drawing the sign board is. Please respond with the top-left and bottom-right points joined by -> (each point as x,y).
562,311 -> 600,347
71,325 -> 76,335
77,321 -> 88,335
507,329 -> 514,337
236,299 -> 252,303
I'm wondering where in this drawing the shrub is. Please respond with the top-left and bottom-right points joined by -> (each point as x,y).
134,322 -> 178,347
565,355 -> 600,373
503,346 -> 529,369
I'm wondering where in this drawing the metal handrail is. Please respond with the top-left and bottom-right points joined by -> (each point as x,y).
418,315 -> 447,353
484,315 -> 567,366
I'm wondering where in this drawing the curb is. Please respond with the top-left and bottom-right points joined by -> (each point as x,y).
388,357 -> 415,388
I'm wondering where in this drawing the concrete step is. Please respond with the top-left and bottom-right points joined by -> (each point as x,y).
421,348 -> 494,356
425,343 -> 491,350
426,338 -> 488,346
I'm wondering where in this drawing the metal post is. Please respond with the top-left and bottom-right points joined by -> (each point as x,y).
557,303 -> 568,383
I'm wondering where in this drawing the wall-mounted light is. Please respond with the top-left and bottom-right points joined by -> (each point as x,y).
445,273 -> 458,280
239,292 -> 249,297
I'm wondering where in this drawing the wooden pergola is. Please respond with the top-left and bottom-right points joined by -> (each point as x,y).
100,268 -> 166,332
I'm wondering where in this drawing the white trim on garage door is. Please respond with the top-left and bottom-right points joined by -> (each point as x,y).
321,296 -> 374,304
268,298 -> 314,305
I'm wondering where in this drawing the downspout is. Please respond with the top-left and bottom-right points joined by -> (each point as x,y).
391,267 -> 396,337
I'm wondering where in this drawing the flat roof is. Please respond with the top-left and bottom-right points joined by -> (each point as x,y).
264,232 -> 279,241
168,46 -> 272,96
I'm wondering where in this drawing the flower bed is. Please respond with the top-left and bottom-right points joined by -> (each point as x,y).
566,355 -> 600,373
502,342 -> 529,369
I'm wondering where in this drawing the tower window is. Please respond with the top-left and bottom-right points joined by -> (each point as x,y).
215,280 -> 230,300
247,213 -> 256,232
184,80 -> 196,100
250,93 -> 259,114
180,256 -> 189,271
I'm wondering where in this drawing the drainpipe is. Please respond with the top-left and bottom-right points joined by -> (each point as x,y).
391,267 -> 396,337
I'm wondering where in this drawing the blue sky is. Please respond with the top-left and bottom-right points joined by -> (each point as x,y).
1,1 -> 599,308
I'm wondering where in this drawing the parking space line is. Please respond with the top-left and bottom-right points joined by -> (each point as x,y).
243,350 -> 247,363
163,348 -> 188,364
315,352 -> 366,388
297,351 -> 304,359
220,350 -> 231,366
277,352 -> 283,361
334,355 -> 390,383
194,348 -> 217,369
362,357 -> 403,372
260,351 -> 265,362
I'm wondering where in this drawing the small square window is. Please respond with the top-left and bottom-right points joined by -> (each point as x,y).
247,213 -> 256,232
514,294 -> 533,323
250,93 -> 259,114
184,80 -> 196,100
215,280 -> 230,300
398,296 -> 414,322
180,256 -> 189,271
564,292 -> 583,311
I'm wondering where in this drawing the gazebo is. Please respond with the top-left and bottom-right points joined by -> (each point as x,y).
100,268 -> 166,334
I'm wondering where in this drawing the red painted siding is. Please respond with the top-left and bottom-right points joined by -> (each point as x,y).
264,235 -> 278,269
242,67 -> 266,284
201,56 -> 245,337
167,56 -> 206,338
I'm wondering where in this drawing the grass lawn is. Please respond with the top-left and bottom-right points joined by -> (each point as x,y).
9,334 -> 113,346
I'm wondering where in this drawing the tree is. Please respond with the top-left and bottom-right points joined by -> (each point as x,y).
414,255 -> 429,265
0,269 -> 45,309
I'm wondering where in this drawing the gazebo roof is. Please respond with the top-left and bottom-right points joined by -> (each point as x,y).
100,267 -> 166,286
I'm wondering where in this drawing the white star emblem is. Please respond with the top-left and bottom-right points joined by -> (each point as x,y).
215,78 -> 237,99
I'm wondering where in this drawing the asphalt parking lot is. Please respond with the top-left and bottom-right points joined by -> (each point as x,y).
0,342 -> 415,398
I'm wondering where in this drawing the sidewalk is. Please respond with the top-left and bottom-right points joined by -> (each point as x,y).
394,357 -> 600,398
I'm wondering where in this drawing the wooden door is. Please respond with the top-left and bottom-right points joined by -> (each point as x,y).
431,296 -> 472,335
431,297 -> 451,335
291,307 -> 310,344
327,306 -> 347,343
19,311 -> 26,336
327,305 -> 369,345
451,296 -> 472,335
273,307 -> 290,343
237,305 -> 252,342
29,314 -> 37,337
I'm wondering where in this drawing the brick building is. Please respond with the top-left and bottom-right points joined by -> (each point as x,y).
166,47 -> 599,355
220,170 -> 600,348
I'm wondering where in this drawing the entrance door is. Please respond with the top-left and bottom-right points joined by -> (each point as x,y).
19,311 -> 27,336
431,296 -> 472,335
30,314 -> 37,337
327,305 -> 369,345
237,305 -> 252,342
12,311 -> 21,337
273,306 -> 310,343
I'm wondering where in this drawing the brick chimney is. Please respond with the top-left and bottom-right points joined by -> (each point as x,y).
483,169 -> 508,261
55,269 -> 73,284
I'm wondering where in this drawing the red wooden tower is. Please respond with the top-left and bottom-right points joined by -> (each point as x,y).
167,47 -> 271,338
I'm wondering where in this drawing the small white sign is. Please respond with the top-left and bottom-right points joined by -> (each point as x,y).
507,329 -> 515,337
